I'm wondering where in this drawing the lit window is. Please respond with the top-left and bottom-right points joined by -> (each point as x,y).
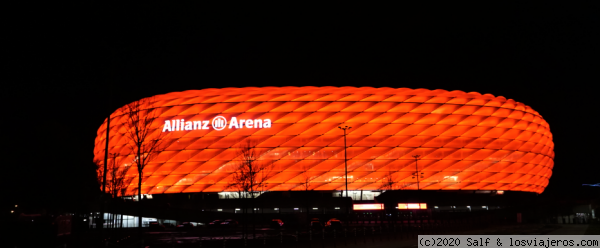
294,208 -> 299,210
312,208 -> 318,210
397,203 -> 427,209
334,207 -> 340,210
354,204 -> 384,210
274,208 -> 279,211
217,209 -> 222,212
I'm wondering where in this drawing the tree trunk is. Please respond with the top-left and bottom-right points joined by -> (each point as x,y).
243,194 -> 247,240
252,192 -> 256,239
306,190 -> 310,229
138,165 -> 143,239
120,200 -> 124,229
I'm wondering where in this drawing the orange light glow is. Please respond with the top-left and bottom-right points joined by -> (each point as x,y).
398,203 -> 427,209
353,204 -> 384,210
94,87 -> 554,195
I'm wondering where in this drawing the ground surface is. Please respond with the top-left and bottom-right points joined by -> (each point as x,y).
133,224 -> 598,248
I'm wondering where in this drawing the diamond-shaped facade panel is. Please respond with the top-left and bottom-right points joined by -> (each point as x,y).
94,87 -> 554,195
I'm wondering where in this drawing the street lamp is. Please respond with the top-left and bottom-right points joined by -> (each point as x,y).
338,126 -> 351,198
412,155 -> 424,190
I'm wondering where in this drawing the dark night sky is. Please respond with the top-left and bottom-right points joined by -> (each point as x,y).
4,2 -> 599,206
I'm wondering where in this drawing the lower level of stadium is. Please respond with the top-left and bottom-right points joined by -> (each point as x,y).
86,189 -> 559,229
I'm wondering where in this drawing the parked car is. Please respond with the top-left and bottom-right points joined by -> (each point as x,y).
270,219 -> 284,228
325,218 -> 343,230
208,220 -> 223,228
177,222 -> 194,230
220,219 -> 238,228
149,221 -> 165,231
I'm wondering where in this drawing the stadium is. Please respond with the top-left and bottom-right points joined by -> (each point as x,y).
93,86 -> 554,198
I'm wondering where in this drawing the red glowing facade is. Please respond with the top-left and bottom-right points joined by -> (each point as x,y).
94,87 -> 554,195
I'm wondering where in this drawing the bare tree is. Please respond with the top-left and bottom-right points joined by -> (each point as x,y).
299,165 -> 314,192
380,169 -> 395,192
298,165 -> 314,227
106,153 -> 132,229
94,159 -> 105,188
380,168 -> 397,229
121,97 -> 165,234
93,159 -> 107,229
106,153 -> 129,199
229,141 -> 272,240
230,142 -> 271,196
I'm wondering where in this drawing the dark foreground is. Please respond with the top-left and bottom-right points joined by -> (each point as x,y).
14,222 -> 599,248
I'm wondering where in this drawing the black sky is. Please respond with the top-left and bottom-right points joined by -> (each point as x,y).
4,2 -> 599,206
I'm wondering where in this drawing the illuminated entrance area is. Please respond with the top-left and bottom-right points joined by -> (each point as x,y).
89,214 -> 181,229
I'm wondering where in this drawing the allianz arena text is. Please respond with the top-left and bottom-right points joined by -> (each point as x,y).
93,87 -> 554,195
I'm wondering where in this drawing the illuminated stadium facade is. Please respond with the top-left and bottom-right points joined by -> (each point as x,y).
93,87 -> 554,196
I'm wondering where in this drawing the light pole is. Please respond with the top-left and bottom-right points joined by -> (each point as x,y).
412,155 -> 423,190
338,126 -> 351,198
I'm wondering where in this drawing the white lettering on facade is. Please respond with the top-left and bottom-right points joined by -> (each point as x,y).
212,116 -> 227,131
193,121 -> 202,130
229,117 -> 238,129
162,116 -> 271,132
254,119 -> 262,128
163,120 -> 172,132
